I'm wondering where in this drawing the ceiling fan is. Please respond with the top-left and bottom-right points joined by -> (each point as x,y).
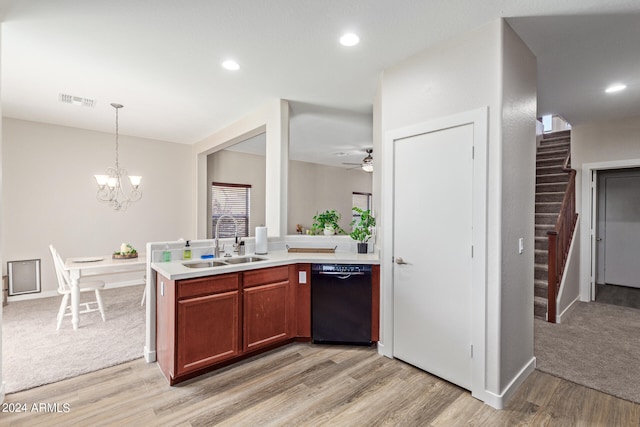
343,148 -> 373,172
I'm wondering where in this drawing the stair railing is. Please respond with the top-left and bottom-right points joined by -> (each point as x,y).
547,152 -> 578,323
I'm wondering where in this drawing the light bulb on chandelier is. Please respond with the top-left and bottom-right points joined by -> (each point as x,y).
94,103 -> 142,211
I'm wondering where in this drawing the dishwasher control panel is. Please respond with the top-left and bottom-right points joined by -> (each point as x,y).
312,264 -> 372,274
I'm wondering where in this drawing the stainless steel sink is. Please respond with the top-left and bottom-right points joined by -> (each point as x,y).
183,261 -> 228,268
222,256 -> 266,264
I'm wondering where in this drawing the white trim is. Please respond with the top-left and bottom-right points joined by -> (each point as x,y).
556,296 -> 580,323
580,158 -> 640,301
382,107 -> 488,403
482,357 -> 536,410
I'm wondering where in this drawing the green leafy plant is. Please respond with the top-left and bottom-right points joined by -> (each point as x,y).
350,208 -> 376,243
311,209 -> 345,235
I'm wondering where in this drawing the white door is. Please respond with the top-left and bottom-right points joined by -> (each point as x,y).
599,171 -> 640,288
393,123 -> 473,390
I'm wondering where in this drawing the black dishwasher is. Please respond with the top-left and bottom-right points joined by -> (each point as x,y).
311,264 -> 372,345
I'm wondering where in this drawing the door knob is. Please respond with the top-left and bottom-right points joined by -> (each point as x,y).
395,257 -> 408,265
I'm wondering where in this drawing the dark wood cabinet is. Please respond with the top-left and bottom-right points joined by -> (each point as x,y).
156,272 -> 240,384
176,289 -> 239,375
243,265 -> 296,351
155,262 -> 377,385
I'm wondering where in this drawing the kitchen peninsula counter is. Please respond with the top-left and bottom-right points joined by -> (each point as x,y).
151,249 -> 380,281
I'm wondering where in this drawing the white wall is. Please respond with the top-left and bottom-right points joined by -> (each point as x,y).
499,22 -> 537,391
573,115 -> 640,209
1,118 -> 193,294
572,115 -> 640,300
207,150 -> 266,237
288,160 -> 372,234
377,19 -> 536,406
193,99 -> 289,239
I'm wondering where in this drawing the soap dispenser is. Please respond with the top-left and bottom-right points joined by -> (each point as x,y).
183,240 -> 192,259
162,244 -> 171,262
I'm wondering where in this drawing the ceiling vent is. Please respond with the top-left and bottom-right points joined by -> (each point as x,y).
59,93 -> 96,108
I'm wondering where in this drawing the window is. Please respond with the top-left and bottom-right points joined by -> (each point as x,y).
352,192 -> 372,221
212,182 -> 251,238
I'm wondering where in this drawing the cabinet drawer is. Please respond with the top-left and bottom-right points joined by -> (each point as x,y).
243,265 -> 290,288
178,273 -> 239,299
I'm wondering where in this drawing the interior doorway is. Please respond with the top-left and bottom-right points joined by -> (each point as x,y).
594,167 -> 640,308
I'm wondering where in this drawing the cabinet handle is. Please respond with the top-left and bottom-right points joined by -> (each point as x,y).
161,281 -> 165,297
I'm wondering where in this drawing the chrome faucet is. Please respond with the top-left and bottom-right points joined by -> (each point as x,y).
214,215 -> 239,258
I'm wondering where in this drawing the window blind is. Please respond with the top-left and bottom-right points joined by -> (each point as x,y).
212,182 -> 251,238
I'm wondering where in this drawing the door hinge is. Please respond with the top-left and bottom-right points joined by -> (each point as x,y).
471,245 -> 474,258
470,344 -> 474,358
472,146 -> 475,159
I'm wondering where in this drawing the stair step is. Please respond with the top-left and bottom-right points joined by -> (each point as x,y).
534,279 -> 548,298
537,148 -> 568,160
538,142 -> 570,152
536,165 -> 565,175
536,156 -> 566,166
536,182 -> 568,193
536,213 -> 558,225
535,225 -> 555,237
540,137 -> 570,146
534,296 -> 547,319
535,237 -> 548,250
536,192 -> 565,203
537,173 -> 569,184
535,249 -> 548,264
536,202 -> 562,214
541,130 -> 571,141
535,264 -> 548,280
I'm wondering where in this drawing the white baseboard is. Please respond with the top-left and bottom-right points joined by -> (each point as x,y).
144,347 -> 156,363
556,296 -> 580,323
480,356 -> 536,409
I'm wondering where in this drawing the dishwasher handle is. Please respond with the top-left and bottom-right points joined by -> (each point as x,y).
316,271 -> 367,279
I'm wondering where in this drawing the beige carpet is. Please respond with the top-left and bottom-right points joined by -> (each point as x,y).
535,301 -> 640,403
2,285 -> 145,394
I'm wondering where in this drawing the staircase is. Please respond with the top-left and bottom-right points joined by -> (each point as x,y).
534,130 -> 571,320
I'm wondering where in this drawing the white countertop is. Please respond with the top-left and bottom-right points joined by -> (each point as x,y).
151,249 -> 379,281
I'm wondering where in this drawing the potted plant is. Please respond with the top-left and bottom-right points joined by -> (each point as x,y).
350,207 -> 376,253
311,209 -> 345,235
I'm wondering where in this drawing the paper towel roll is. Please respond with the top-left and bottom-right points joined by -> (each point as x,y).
255,226 -> 268,254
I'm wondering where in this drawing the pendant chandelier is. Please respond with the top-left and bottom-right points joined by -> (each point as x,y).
94,103 -> 142,211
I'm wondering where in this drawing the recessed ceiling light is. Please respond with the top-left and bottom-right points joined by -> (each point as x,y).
605,83 -> 626,93
340,33 -> 360,47
222,60 -> 240,71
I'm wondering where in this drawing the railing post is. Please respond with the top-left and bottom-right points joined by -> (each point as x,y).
547,231 -> 558,323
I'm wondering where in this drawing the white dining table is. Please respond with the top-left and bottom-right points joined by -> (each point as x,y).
64,253 -> 146,329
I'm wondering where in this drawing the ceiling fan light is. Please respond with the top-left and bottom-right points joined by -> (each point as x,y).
362,161 -> 373,172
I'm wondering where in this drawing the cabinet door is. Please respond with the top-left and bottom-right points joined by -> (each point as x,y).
243,281 -> 289,352
176,290 -> 239,376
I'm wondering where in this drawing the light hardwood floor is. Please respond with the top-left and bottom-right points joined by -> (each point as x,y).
2,343 -> 639,426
